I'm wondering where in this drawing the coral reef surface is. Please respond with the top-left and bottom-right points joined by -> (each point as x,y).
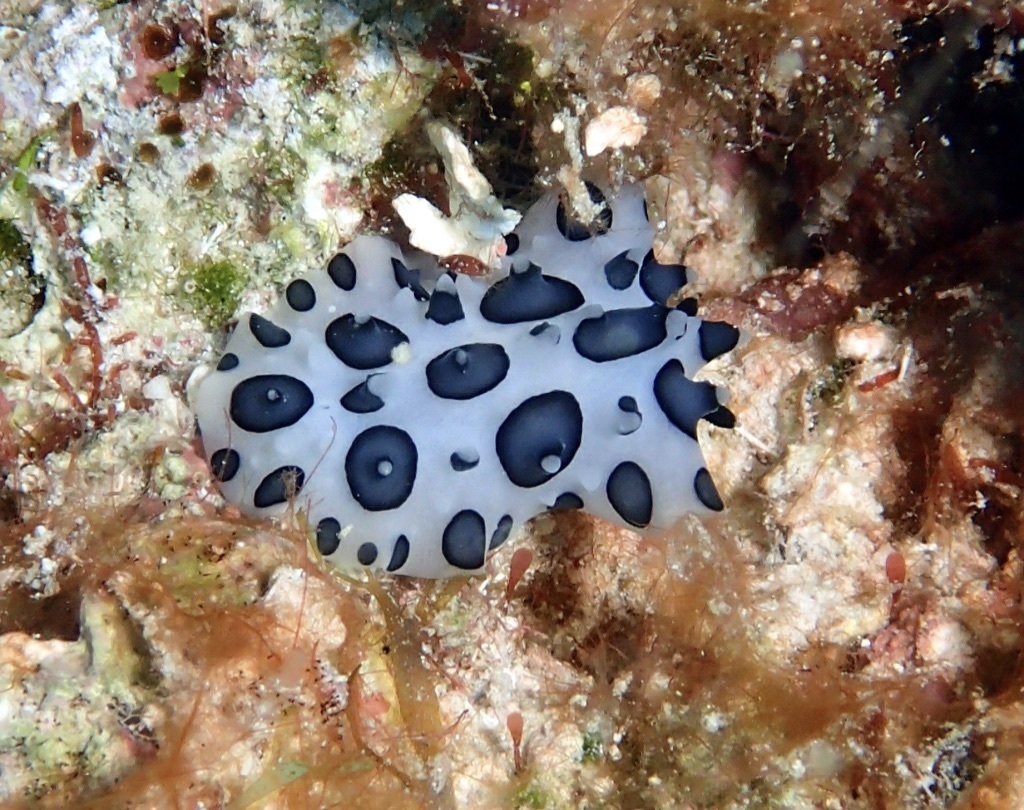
1,0 -> 1024,807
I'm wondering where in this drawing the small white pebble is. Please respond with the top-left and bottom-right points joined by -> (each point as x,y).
391,342 -> 412,364
834,322 -> 895,362
584,107 -> 647,156
142,375 -> 174,401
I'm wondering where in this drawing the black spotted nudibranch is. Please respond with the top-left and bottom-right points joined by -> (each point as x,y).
189,183 -> 739,578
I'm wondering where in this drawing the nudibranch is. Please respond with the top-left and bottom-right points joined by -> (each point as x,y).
189,183 -> 739,578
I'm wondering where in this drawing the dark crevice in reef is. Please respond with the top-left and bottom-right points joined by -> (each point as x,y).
900,12 -> 1024,226
0,584 -> 81,641
0,218 -> 45,340
867,222 -> 1024,548
357,1 -> 570,234
762,6 -> 1024,277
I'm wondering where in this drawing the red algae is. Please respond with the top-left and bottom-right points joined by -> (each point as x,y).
139,23 -> 179,61
68,103 -> 95,158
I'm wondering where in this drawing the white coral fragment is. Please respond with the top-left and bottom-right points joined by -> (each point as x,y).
393,121 -> 520,266
584,106 -> 648,156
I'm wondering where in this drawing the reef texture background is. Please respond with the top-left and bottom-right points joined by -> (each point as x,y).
1,0 -> 1024,807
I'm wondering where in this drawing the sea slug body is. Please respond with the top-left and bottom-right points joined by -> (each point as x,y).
190,183 -> 739,578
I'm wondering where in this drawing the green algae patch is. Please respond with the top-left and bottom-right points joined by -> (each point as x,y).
79,593 -> 150,692
8,133 -> 48,195
0,217 -> 43,339
124,520 -> 298,614
181,259 -> 245,327
152,64 -> 190,97
513,782 -> 550,809
0,218 -> 31,264
581,730 -> 603,763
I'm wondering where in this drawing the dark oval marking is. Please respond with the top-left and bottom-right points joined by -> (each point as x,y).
489,514 -> 514,550
528,322 -> 560,343
357,542 -> 378,565
316,517 -> 341,555
639,250 -> 689,306
340,377 -> 384,414
327,252 -> 356,290
387,535 -> 411,572
704,405 -> 736,429
699,320 -> 740,361
426,343 -> 510,400
556,181 -> 612,241
217,352 -> 239,371
676,297 -> 698,316
391,257 -> 429,301
606,461 -> 652,528
496,391 -> 583,488
345,425 -> 417,511
426,288 -> 465,325
442,509 -> 487,570
480,263 -> 584,324
572,305 -> 667,363
604,251 -> 639,290
325,314 -> 408,370
285,279 -> 316,311
209,448 -> 240,482
253,465 -> 305,509
450,451 -> 479,472
653,360 -> 720,440
230,374 -> 314,433
504,232 -> 520,255
249,313 -> 291,348
616,396 -> 642,435
694,467 -> 724,511
551,492 -> 584,510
